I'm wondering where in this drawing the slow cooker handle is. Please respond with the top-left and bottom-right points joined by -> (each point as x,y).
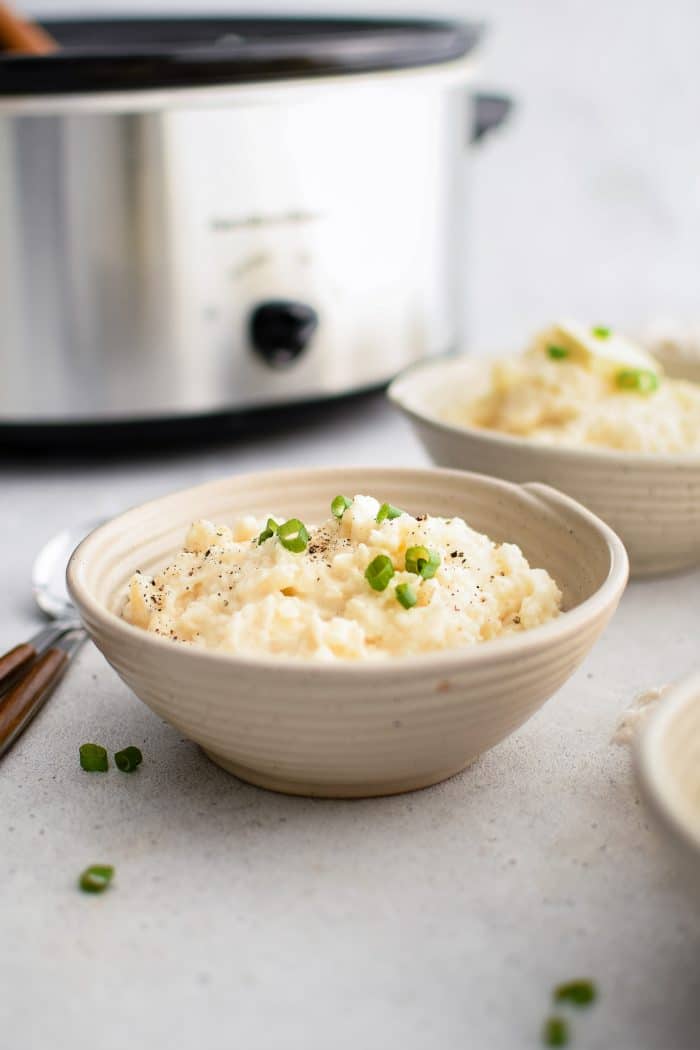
471,93 -> 513,144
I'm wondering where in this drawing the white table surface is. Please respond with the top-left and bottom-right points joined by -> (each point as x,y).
1,394 -> 699,1050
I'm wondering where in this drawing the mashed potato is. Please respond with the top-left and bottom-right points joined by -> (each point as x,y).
445,321 -> 700,453
122,495 -> 561,661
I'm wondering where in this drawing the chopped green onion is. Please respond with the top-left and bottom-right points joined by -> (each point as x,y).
257,518 -> 279,545
615,368 -> 659,395
547,345 -> 570,360
364,554 -> 395,592
592,325 -> 611,339
277,518 -> 309,553
405,546 -> 441,580
114,746 -> 143,773
542,1016 -> 569,1047
79,743 -> 109,772
79,864 -> 114,894
331,495 -> 353,519
554,979 -> 597,1007
395,583 -> 417,609
376,502 -> 404,524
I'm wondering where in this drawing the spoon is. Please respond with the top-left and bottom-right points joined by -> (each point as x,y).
0,520 -> 101,758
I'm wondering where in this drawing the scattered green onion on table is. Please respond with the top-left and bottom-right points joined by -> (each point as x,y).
114,746 -> 143,773
554,979 -> 597,1007
542,977 -> 597,1045
78,865 -> 114,894
79,743 -> 109,772
543,1016 -> 569,1046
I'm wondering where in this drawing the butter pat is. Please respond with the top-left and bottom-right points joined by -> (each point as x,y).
534,321 -> 662,377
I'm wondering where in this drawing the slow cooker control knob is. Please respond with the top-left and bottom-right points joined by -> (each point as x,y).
249,300 -> 318,368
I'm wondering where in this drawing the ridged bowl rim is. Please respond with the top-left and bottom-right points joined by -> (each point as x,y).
635,670 -> 700,859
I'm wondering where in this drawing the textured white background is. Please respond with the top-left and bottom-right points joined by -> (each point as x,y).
2,5 -> 700,1050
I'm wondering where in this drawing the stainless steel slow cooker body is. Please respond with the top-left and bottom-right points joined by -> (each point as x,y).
0,18 -> 506,431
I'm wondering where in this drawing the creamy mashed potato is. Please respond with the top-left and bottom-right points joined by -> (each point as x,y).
444,321 -> 700,453
122,495 -> 561,661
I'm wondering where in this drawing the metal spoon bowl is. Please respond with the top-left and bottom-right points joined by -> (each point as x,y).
32,519 -> 102,622
0,518 -> 101,758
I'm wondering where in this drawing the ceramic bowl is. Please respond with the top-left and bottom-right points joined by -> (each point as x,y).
388,356 -> 700,578
67,467 -> 628,798
635,671 -> 700,870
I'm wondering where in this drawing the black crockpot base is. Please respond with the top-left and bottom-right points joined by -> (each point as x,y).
0,384 -> 390,455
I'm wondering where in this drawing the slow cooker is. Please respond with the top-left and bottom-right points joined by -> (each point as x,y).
0,17 -> 510,444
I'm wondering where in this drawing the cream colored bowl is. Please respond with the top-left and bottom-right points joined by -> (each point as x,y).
67,467 -> 628,798
389,356 -> 700,578
636,671 -> 700,869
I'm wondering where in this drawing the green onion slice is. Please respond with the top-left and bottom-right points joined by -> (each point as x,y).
277,518 -> 309,553
376,503 -> 404,524
79,865 -> 114,894
257,518 -> 279,545
615,368 -> 659,395
591,325 -> 611,339
542,1016 -> 568,1047
546,345 -> 570,360
405,546 -> 441,579
79,743 -> 109,772
395,583 -> 417,609
364,555 -> 395,592
331,495 -> 353,519
114,746 -> 143,773
554,979 -> 597,1007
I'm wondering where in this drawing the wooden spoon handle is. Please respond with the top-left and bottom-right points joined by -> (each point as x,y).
0,647 -> 68,758
0,641 -> 37,692
0,3 -> 58,55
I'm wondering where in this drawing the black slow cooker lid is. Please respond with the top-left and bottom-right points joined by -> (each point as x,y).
0,17 -> 480,96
